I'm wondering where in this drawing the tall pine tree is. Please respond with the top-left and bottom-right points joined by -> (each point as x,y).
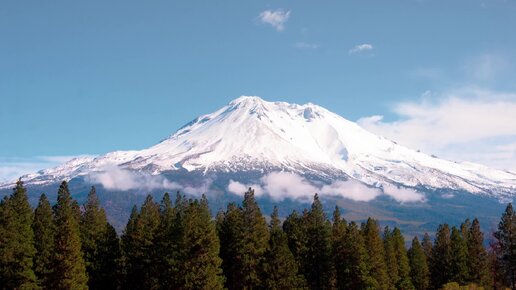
33,193 -> 55,289
392,227 -> 414,290
363,217 -> 391,290
467,218 -> 490,288
0,180 -> 39,290
304,194 -> 335,290
340,221 -> 374,290
408,236 -> 430,290
50,181 -> 88,290
431,224 -> 452,289
263,206 -> 307,290
494,203 -> 516,289
332,206 -> 348,290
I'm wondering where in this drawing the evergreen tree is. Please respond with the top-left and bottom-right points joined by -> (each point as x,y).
33,193 -> 55,289
431,224 -> 452,289
50,181 -> 88,290
177,196 -> 224,289
217,202 -> 244,290
408,237 -> 430,290
422,233 -> 433,264
240,188 -> 270,289
384,227 -> 399,289
332,206 -> 348,290
0,180 -> 39,290
96,223 -> 121,290
466,218 -> 490,288
494,203 -> 516,289
263,206 -> 307,290
389,228 -> 414,289
340,221 -> 374,290
122,194 -> 160,290
283,209 -> 308,274
304,194 -> 335,290
80,186 -> 110,290
363,217 -> 391,290
154,192 -> 180,288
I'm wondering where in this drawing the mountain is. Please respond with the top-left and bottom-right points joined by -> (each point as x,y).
1,96 -> 515,233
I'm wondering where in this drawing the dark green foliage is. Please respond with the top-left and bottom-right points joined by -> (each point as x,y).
408,237 -> 430,290
466,218 -> 490,288
363,217 -> 391,290
33,193 -> 55,289
384,227 -> 399,289
494,203 -> 516,289
217,202 -> 245,290
174,195 -> 225,289
0,180 -> 39,290
431,224 -> 452,289
263,206 -> 307,290
50,181 -> 88,290
392,227 -> 414,290
340,221 -> 374,289
283,209 -> 308,274
449,226 -> 468,284
96,223 -> 121,290
332,206 -> 348,290
304,194 -> 335,290
80,186 -> 115,289
422,233 -> 433,264
121,194 -> 160,290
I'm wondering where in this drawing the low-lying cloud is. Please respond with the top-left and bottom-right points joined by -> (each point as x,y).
87,165 -> 211,195
227,171 -> 424,203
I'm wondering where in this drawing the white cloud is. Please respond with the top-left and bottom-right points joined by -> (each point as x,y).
358,88 -> 516,170
348,43 -> 374,54
0,155 -> 94,183
294,42 -> 319,49
227,180 -> 264,197
258,9 -> 291,31
226,171 -> 424,203
87,164 -> 211,195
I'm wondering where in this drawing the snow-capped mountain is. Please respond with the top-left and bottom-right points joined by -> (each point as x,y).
4,96 -> 515,201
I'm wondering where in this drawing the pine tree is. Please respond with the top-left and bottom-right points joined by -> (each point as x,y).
240,188 -> 270,289
431,224 -> 452,289
155,192 -> 180,288
467,218 -> 490,288
363,217 -> 391,290
332,206 -> 348,290
0,180 -> 39,290
384,227 -> 399,289
80,186 -> 110,289
422,233 -> 433,264
96,223 -> 121,290
50,181 -> 88,290
177,195 -> 224,289
450,226 -> 469,284
263,206 -> 307,290
340,221 -> 374,290
217,202 -> 244,290
392,228 -> 414,290
122,194 -> 160,290
494,203 -> 516,289
408,237 -> 430,290
283,209 -> 308,274
304,194 -> 335,290
33,193 -> 55,289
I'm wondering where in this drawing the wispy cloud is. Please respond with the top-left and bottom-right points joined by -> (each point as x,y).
358,88 -> 516,170
348,43 -> 374,54
294,42 -> 319,49
258,9 -> 291,31
0,155 -> 94,183
227,171 -> 424,203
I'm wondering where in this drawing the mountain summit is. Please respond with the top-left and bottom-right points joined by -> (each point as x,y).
4,96 -> 515,202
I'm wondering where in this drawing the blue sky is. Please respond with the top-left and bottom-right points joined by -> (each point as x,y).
1,0 -> 516,181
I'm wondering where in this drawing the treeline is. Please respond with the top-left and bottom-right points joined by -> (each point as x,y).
0,180 -> 515,290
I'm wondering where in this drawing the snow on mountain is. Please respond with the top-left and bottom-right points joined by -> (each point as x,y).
3,96 -> 516,200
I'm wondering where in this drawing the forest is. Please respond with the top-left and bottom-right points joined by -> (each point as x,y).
0,180 -> 515,290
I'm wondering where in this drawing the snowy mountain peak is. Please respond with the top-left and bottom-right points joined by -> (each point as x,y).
3,96 -> 516,200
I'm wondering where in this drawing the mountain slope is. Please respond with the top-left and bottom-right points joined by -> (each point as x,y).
4,96 -> 515,201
